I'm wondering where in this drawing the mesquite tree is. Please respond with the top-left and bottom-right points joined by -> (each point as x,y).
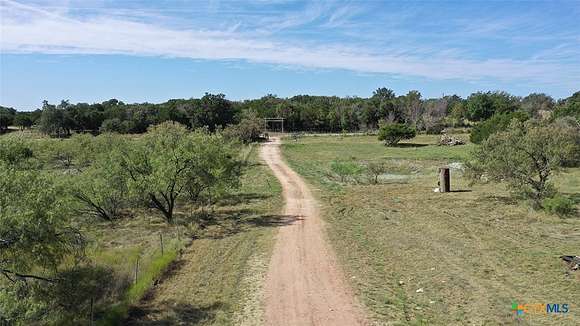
120,122 -> 241,223
468,119 -> 578,206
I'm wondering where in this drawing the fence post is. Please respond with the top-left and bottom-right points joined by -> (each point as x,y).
439,167 -> 450,193
160,233 -> 164,256
134,256 -> 140,285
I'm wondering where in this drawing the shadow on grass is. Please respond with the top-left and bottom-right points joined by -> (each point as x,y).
244,214 -> 304,228
126,301 -> 225,325
389,143 -> 429,148
450,189 -> 472,193
178,207 -> 302,240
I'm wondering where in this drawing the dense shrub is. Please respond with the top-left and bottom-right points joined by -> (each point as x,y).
0,137 -> 34,166
0,114 -> 13,133
470,111 -> 529,144
223,113 -> 263,144
542,195 -> 575,216
378,123 -> 416,146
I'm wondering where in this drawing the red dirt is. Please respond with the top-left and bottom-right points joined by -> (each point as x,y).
260,137 -> 369,326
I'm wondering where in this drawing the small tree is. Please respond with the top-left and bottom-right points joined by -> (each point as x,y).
120,122 -> 241,223
378,123 -> 416,146
366,161 -> 389,184
468,119 -> 578,206
72,149 -> 129,221
223,111 -> 263,144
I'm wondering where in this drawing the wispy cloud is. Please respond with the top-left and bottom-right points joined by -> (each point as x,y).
1,0 -> 579,87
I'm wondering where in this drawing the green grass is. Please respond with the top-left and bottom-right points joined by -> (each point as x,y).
98,250 -> 179,325
282,134 -> 580,325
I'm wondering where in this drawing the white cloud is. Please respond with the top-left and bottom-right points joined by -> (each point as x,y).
1,0 -> 579,87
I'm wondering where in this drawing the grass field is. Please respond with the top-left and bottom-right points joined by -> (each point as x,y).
282,134 -> 580,325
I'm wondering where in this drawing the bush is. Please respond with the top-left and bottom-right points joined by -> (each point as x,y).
378,123 -> 416,146
542,195 -> 575,216
0,137 -> 34,166
223,113 -> 263,144
366,161 -> 389,184
470,111 -> 529,144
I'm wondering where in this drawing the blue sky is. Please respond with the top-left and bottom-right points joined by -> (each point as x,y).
1,0 -> 579,110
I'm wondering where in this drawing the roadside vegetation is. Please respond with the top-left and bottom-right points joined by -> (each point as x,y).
125,145 -> 283,325
0,122 -> 280,325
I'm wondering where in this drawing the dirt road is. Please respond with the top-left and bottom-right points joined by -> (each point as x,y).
260,138 -> 368,326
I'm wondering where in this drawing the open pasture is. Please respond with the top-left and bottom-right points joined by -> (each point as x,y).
282,134 -> 580,325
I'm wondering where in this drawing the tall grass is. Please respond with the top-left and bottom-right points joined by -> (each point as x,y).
98,249 -> 179,325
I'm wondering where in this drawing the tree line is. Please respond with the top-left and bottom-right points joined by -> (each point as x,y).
1,89 -> 578,136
